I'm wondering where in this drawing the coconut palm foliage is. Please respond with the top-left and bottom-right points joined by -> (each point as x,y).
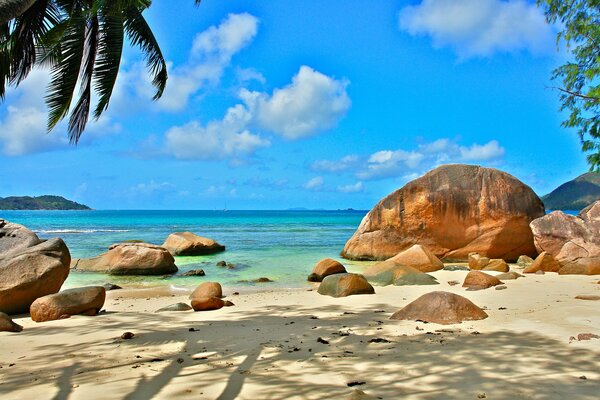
538,0 -> 600,170
0,0 -> 201,143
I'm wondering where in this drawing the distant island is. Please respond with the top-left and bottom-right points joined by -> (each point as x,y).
0,195 -> 91,210
542,172 -> 600,211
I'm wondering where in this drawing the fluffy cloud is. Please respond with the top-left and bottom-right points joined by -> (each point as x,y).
312,138 -> 505,181
240,66 -> 350,139
399,0 -> 554,58
337,182 -> 364,193
164,66 -> 349,160
304,176 -> 324,190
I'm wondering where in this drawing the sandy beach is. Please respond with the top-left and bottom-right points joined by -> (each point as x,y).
1,269 -> 599,399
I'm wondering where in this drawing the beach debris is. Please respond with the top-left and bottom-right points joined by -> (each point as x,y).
462,271 -> 503,291
0,312 -> 22,332
517,255 -> 534,268
363,263 -> 438,287
390,291 -> 488,325
368,338 -> 391,343
575,295 -> 600,301
307,258 -> 347,282
443,265 -> 470,271
524,252 -> 561,274
341,165 -> 544,262
347,381 -> 366,387
156,303 -> 192,312
469,253 -> 509,272
317,337 -> 329,344
536,270 -> 545,275
447,280 -> 460,286
182,269 -> 206,277
121,332 -> 135,339
238,277 -> 274,283
102,283 -> 122,291
73,243 -> 178,275
317,273 -> 375,298
30,286 -> 106,322
232,292 -> 240,296
162,232 -> 225,256
495,285 -> 508,290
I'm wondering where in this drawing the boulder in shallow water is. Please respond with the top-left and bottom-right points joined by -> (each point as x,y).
462,271 -> 503,291
524,252 -> 562,274
190,282 -> 223,300
0,219 -> 42,256
162,232 -> 225,256
342,165 -> 544,262
318,273 -> 375,297
0,312 -> 23,332
182,269 -> 206,277
72,243 -> 177,275
390,291 -> 488,325
308,258 -> 347,282
30,286 -> 105,322
0,238 -> 71,315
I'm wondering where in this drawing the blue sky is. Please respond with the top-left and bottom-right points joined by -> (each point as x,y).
0,0 -> 589,210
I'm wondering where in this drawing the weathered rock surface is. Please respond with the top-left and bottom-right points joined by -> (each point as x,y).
0,312 -> 23,332
363,262 -> 438,286
462,271 -> 503,290
390,291 -> 488,324
516,255 -> 534,268
531,201 -> 600,275
191,297 -> 225,311
30,286 -> 105,322
190,282 -> 223,300
482,259 -> 509,273
308,258 -> 347,282
342,165 -> 544,262
0,219 -> 42,256
162,232 -> 225,256
381,245 -> 443,273
317,273 -> 375,297
156,303 -> 192,312
524,252 -> 562,274
495,271 -> 523,280
182,269 -> 206,277
468,253 -> 490,270
0,238 -> 71,315
72,243 -> 177,275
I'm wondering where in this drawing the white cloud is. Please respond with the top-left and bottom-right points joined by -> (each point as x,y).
311,155 -> 360,173
337,182 -> 364,193
459,140 -> 505,160
399,0 -> 554,58
304,176 -> 324,190
130,181 -> 175,195
240,66 -> 350,139
358,149 -> 425,180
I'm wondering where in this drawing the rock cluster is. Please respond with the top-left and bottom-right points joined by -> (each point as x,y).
308,258 -> 347,282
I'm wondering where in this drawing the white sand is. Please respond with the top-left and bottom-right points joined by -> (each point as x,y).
1,269 -> 600,399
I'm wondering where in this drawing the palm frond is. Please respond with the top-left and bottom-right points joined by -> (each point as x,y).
124,4 -> 166,100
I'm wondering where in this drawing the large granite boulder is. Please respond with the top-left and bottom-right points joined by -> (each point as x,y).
30,286 -> 106,322
390,291 -> 488,325
380,244 -> 443,273
531,201 -> 600,275
317,273 -> 375,297
162,232 -> 225,256
0,238 -> 71,315
0,312 -> 23,332
462,271 -> 503,290
308,258 -> 347,282
342,165 -> 544,262
363,262 -> 438,286
71,243 -> 177,275
0,219 -> 42,256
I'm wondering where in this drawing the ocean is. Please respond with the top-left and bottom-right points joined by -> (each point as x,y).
1,210 -> 372,290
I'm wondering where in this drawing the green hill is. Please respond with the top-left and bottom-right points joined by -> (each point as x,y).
0,195 -> 91,210
542,172 -> 600,211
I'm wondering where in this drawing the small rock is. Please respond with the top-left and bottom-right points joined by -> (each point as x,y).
317,337 -> 329,344
121,332 -> 135,340
216,261 -> 227,267
443,265 -> 470,271
0,312 -> 23,332
182,269 -> 205,277
156,303 -> 192,312
102,283 -> 122,291
577,333 -> 600,341
347,381 -> 366,387
447,280 -> 460,286
495,285 -> 508,290
575,295 -> 600,301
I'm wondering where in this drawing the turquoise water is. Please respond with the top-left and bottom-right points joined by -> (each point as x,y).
1,210 -> 371,290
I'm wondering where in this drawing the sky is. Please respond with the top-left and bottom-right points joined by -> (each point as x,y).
0,0 -> 590,210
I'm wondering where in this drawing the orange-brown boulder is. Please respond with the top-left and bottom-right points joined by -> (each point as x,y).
468,253 -> 490,270
390,291 -> 488,325
30,286 -> 105,322
308,258 -> 347,282
462,271 -> 503,290
162,232 -> 225,256
0,312 -> 23,332
482,259 -> 509,273
342,165 -> 544,262
190,282 -> 223,300
317,273 -> 375,297
0,238 -> 71,315
191,297 -> 225,311
381,245 -> 443,272
524,252 -> 561,274
531,201 -> 600,275
71,243 -> 177,275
